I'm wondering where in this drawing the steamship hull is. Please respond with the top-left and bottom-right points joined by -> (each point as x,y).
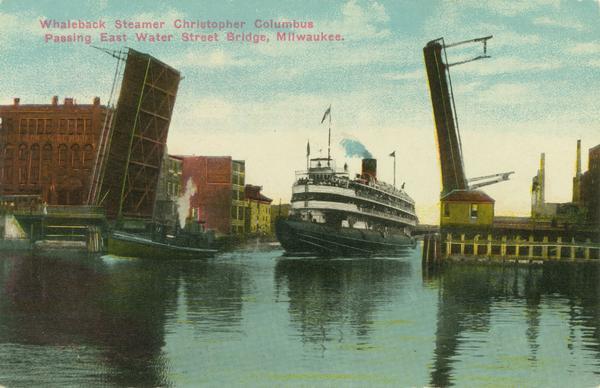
276,219 -> 415,257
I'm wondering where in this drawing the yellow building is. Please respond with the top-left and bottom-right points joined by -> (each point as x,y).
244,185 -> 272,235
440,190 -> 495,226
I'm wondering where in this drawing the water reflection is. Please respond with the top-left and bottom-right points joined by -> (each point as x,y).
0,254 -> 181,386
428,263 -> 600,387
0,254 -> 248,387
177,260 -> 246,334
274,257 -> 411,349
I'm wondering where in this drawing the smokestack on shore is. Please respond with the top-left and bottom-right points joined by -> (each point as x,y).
362,158 -> 377,181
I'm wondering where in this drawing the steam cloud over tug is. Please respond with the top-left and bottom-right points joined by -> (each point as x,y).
276,156 -> 418,256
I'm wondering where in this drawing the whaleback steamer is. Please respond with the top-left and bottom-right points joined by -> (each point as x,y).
276,157 -> 418,256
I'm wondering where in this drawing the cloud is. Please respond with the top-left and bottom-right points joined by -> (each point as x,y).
382,69 -> 423,81
466,56 -> 563,75
170,49 -> 255,68
492,31 -> 541,47
475,82 -> 538,105
185,98 -> 234,120
533,16 -> 586,31
0,11 -> 43,48
324,0 -> 391,39
452,0 -> 561,16
568,42 -> 600,54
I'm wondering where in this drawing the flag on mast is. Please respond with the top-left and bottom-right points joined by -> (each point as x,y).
389,151 -> 396,157
321,105 -> 331,124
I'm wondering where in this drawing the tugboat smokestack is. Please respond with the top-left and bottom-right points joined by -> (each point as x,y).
362,158 -> 377,181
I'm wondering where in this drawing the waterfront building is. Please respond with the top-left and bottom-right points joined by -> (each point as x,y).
181,156 -> 246,236
244,184 -> 272,235
0,96 -> 109,205
580,144 -> 600,227
531,152 -> 581,222
530,153 -> 562,218
153,150 -> 183,228
440,190 -> 495,227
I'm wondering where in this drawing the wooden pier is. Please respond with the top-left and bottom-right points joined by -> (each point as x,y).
423,231 -> 600,268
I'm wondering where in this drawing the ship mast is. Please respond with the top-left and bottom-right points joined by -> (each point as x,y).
328,106 -> 331,166
321,105 -> 332,166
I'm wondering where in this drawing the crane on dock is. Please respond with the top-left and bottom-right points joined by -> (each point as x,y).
468,171 -> 515,190
423,36 -> 513,196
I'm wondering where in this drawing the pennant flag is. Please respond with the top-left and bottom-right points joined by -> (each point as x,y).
320,105 -> 331,124
306,140 -> 310,157
389,151 -> 396,157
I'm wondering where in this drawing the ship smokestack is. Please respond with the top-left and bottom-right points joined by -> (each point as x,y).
539,153 -> 545,204
576,139 -> 582,176
362,158 -> 377,181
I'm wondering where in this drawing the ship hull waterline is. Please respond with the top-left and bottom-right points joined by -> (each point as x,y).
108,232 -> 217,260
275,219 -> 415,257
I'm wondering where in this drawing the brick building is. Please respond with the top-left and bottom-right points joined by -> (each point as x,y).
181,156 -> 246,236
0,96 -> 109,205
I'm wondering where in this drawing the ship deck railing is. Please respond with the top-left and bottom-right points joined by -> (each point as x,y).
354,188 -> 415,213
357,205 -> 418,226
295,175 -> 350,189
351,181 -> 414,205
294,176 -> 415,211
295,200 -> 417,226
294,172 -> 414,204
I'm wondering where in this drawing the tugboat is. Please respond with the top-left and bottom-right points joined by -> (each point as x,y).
108,221 -> 217,260
276,156 -> 418,256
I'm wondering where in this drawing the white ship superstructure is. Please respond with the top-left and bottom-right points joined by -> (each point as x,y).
290,158 -> 418,235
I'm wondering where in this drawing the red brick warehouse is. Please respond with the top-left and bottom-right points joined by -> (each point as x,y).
181,156 -> 246,236
0,96 -> 110,205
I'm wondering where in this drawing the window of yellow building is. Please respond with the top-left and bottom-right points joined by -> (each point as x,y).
470,203 -> 478,218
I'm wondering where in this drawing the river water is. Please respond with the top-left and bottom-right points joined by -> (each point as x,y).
0,245 -> 599,387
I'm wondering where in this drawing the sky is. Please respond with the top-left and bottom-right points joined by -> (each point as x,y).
0,0 -> 599,223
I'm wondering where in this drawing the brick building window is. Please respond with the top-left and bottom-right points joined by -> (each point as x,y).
30,144 -> 40,184
42,144 -> 52,161
58,144 -> 67,167
5,144 -> 13,160
45,119 -> 53,134
19,167 -> 27,184
77,119 -> 84,135
28,119 -> 37,135
30,167 -> 39,184
4,118 -> 12,131
83,144 -> 93,168
4,166 -> 12,182
20,119 -> 27,135
31,144 -> 40,159
18,144 -> 27,160
71,144 -> 80,168
59,119 -> 67,134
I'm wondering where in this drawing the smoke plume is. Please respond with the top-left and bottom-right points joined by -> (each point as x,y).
177,178 -> 197,229
340,138 -> 372,159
